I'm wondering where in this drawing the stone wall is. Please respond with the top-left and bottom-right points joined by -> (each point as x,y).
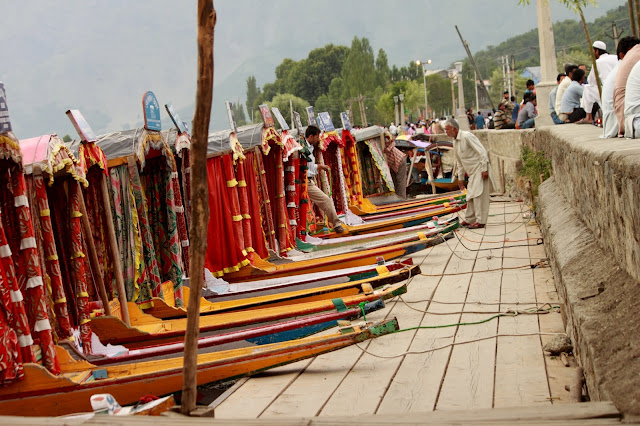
526,125 -> 640,284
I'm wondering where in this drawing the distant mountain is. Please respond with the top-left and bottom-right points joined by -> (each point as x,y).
0,0 -> 624,138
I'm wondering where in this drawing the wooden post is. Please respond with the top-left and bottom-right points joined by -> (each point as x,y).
629,0 -> 637,38
181,0 -> 215,415
99,174 -> 130,326
424,150 -> 436,195
254,146 -> 277,251
76,181 -> 111,317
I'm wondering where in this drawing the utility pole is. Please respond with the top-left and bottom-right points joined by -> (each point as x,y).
455,25 -> 495,110
348,98 -> 354,126
502,55 -> 507,92
511,55 -> 516,99
398,93 -> 406,129
449,69 -> 457,118
612,22 -> 620,50
629,0 -> 637,38
474,71 -> 480,111
289,98 -> 294,129
454,62 -> 470,131
393,96 -> 399,125
506,55 -> 512,98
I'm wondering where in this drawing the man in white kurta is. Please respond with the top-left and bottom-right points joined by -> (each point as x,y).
445,119 -> 496,229
583,41 -> 619,121
623,60 -> 640,138
601,61 -> 620,138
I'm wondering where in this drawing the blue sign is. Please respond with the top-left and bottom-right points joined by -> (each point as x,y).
165,103 -> 187,134
142,91 -> 161,131
305,106 -> 316,126
340,112 -> 351,131
66,109 -> 98,142
317,112 -> 335,132
0,82 -> 11,133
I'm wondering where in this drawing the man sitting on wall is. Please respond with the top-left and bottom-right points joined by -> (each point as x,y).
560,68 -> 587,123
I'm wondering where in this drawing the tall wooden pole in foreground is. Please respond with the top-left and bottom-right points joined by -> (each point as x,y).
181,0 -> 215,415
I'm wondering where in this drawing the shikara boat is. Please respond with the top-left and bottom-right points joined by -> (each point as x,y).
0,318 -> 399,417
91,281 -> 408,348
349,189 -> 465,216
145,263 -> 419,320
224,228 -> 451,282
320,202 -> 462,238
65,299 -> 387,366
205,258 -> 414,302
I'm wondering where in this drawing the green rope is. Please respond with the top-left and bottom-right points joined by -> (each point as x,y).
358,301 -> 367,322
391,305 -> 559,334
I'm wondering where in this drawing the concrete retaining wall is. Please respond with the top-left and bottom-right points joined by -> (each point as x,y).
529,124 -> 640,417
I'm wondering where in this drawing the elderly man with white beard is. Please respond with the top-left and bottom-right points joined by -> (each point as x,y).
445,118 -> 496,229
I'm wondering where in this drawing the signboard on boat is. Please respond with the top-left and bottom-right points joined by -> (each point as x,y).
142,91 -> 162,131
340,112 -> 351,131
259,104 -> 274,128
271,107 -> 289,130
165,103 -> 188,134
66,109 -> 98,142
0,82 -> 11,133
225,101 -> 239,133
317,112 -> 335,132
293,112 -> 304,134
305,106 -> 316,126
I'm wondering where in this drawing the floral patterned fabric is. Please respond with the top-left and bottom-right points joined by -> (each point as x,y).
140,157 -> 183,307
263,145 -> 294,255
253,152 -> 277,252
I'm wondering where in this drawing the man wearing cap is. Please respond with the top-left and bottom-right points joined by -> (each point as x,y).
583,41 -> 619,124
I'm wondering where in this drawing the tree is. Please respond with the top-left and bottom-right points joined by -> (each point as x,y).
375,48 -> 391,88
246,76 -> 260,123
62,134 -> 72,142
341,37 -> 376,97
390,65 -> 401,83
267,93 -> 310,128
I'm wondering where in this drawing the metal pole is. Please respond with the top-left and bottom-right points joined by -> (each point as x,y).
474,71 -> 480,111
455,25 -> 495,110
422,65 -> 429,121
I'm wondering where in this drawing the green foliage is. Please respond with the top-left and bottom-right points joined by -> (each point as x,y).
341,37 -> 377,98
375,48 -> 391,89
519,146 -> 553,198
62,134 -> 72,142
246,76 -> 260,122
267,93 -> 310,129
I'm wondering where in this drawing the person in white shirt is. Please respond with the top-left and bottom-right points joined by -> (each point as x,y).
583,41 -> 619,123
445,118 -> 496,229
623,60 -> 640,137
601,62 -> 621,138
389,122 -> 397,136
555,64 -> 578,122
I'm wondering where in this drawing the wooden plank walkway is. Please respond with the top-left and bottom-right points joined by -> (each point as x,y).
214,200 -> 589,420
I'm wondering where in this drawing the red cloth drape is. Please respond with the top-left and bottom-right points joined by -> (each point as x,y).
222,155 -> 246,257
171,171 -> 190,277
0,173 -> 33,366
8,168 -> 59,373
262,146 -> 294,255
69,183 -> 92,354
242,152 -> 269,259
297,156 -> 310,239
30,174 -> 73,341
324,144 -> 346,215
204,156 -> 250,277
253,152 -> 276,252
235,159 -> 254,260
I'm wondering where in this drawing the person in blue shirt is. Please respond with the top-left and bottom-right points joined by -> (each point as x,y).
474,112 -> 485,129
511,96 -> 520,122
549,73 -> 567,124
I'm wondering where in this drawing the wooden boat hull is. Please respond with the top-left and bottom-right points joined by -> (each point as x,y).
0,319 -> 399,417
91,281 -> 408,348
146,263 -> 419,320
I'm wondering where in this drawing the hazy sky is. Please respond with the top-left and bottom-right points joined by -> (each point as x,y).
0,0 -> 624,138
